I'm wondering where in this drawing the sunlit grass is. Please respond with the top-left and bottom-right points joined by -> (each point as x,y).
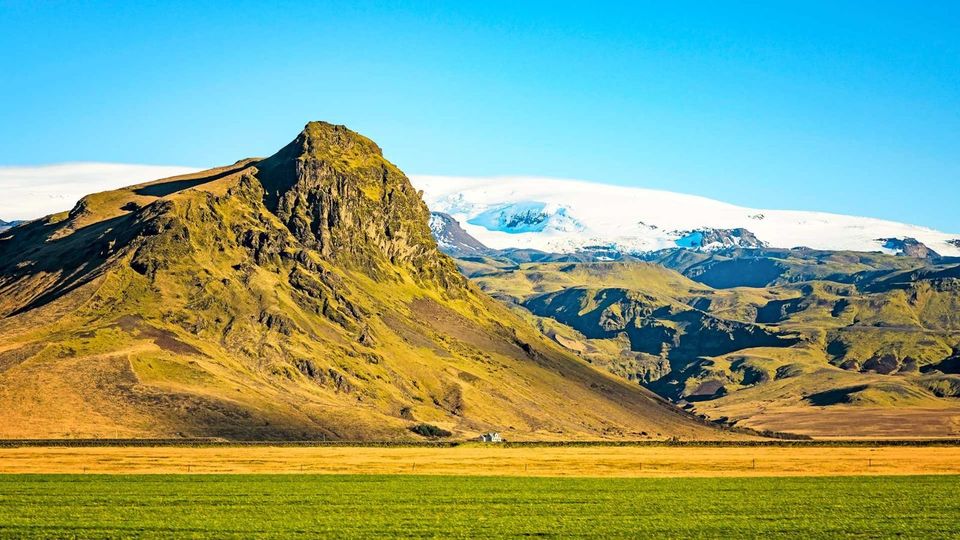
0,474 -> 956,538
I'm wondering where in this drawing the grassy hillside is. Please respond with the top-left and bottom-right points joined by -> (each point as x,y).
0,122 -> 726,441
644,247 -> 926,288
468,259 -> 960,437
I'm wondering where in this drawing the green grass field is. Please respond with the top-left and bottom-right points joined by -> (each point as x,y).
0,474 -> 956,538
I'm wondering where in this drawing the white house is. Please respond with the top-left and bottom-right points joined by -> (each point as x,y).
478,432 -> 503,443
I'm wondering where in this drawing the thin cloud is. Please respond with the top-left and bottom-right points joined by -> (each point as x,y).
0,163 -> 201,221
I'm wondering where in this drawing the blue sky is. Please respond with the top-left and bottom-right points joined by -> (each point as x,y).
1,1 -> 958,230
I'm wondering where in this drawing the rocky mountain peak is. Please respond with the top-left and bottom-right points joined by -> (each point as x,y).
0,121 -> 718,441
255,122 -> 463,287
674,228 -> 766,251
877,237 -> 940,259
300,121 -> 385,162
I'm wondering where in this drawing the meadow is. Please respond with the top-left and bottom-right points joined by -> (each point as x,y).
0,474 -> 957,538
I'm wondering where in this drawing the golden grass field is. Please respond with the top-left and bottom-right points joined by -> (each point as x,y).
1,444 -> 959,477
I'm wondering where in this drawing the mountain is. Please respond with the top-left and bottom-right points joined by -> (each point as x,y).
465,257 -> 960,438
0,219 -> 23,232
674,228 -> 766,250
415,176 -> 960,258
429,212 -> 490,255
643,247 -> 930,289
0,122 -> 724,441
876,237 -> 940,259
429,212 -> 960,438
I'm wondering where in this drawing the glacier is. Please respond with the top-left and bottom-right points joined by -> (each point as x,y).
412,175 -> 960,257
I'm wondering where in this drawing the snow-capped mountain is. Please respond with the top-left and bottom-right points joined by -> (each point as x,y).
412,175 -> 960,257
428,212 -> 490,254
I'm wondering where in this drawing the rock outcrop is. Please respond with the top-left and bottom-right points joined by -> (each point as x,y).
429,212 -> 490,255
674,228 -> 766,251
877,237 -> 940,259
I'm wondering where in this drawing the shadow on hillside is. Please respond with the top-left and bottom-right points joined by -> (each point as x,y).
0,212 -> 135,317
0,162 -> 267,317
133,162 -> 254,198
806,385 -> 867,406
920,350 -> 960,374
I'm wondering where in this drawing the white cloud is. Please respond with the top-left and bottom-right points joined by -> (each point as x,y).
0,162 -> 201,221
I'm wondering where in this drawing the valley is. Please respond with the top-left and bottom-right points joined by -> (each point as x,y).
435,232 -> 960,438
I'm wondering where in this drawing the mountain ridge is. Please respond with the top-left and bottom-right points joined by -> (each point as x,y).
0,122 -> 725,441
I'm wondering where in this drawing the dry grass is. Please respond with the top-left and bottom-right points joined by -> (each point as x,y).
728,405 -> 960,439
1,445 -> 958,477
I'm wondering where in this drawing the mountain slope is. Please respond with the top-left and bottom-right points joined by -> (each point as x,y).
469,259 -> 960,437
416,176 -> 960,257
644,247 -> 930,289
0,122 -> 723,441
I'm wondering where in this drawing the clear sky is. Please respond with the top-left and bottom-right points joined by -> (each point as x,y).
1,1 -> 958,230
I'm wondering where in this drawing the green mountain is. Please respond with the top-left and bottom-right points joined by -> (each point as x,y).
0,122 -> 724,441
462,251 -> 960,438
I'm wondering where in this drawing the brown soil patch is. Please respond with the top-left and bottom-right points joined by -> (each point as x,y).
114,315 -> 202,356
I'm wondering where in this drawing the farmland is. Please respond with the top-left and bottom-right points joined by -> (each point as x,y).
0,474 -> 957,538
1,444 -> 959,477
1,443 -> 958,537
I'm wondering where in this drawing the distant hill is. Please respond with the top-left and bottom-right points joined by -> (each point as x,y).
446,242 -> 960,438
0,219 -> 23,232
0,122 -> 724,441
429,212 -> 490,255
